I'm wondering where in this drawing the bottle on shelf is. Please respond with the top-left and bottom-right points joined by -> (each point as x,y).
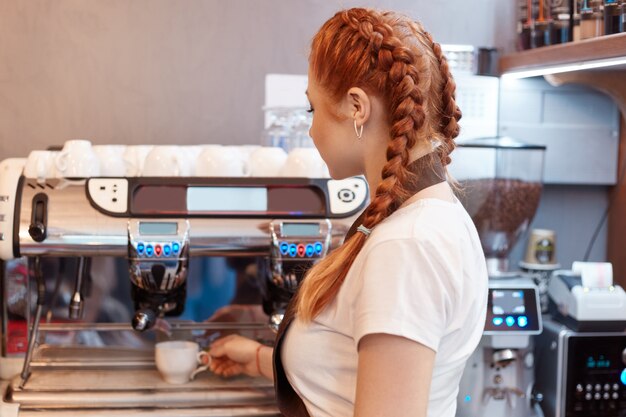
518,0 -> 533,50
580,0 -> 605,39
531,0 -> 550,47
604,0 -> 622,35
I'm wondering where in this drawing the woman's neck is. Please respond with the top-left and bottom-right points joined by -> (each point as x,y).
363,139 -> 437,196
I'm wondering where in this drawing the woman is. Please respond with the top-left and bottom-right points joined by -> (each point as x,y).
208,8 -> 488,417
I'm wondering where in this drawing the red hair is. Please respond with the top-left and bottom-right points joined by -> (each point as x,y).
296,8 -> 461,321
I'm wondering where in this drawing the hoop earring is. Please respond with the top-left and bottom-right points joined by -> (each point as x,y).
354,119 -> 364,139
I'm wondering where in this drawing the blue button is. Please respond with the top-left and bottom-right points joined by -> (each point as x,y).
172,242 -> 180,253
492,317 -> 503,326
137,243 -> 145,254
288,244 -> 297,257
518,316 -> 528,328
314,242 -> 323,254
145,244 -> 154,257
621,368 -> 626,386
280,242 -> 290,255
464,395 -> 471,403
305,244 -> 315,257
505,316 -> 515,327
163,244 -> 171,256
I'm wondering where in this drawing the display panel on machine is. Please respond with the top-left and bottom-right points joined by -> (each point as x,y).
565,335 -> 626,416
138,222 -> 178,235
187,187 -> 267,212
281,222 -> 320,237
492,290 -> 526,315
130,184 -> 327,216
484,288 -> 540,332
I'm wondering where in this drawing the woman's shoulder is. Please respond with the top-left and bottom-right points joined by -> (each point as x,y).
367,197 -> 471,245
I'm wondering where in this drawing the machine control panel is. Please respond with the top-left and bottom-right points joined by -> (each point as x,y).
277,241 -> 325,259
87,178 -> 129,213
270,220 -> 331,261
327,177 -> 368,215
484,283 -> 542,335
565,334 -> 626,416
134,240 -> 182,258
130,221 -> 187,259
127,220 -> 190,292
86,177 -> 368,218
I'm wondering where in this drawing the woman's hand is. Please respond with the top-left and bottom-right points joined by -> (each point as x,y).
208,334 -> 273,380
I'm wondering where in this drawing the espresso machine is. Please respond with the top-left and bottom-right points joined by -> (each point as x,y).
452,137 -> 547,417
533,265 -> 626,417
0,149 -> 368,416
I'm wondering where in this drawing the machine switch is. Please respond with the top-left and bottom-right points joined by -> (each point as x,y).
28,193 -> 48,242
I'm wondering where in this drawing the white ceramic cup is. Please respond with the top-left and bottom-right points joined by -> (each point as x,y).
181,145 -> 205,175
194,145 -> 249,177
23,150 -> 58,181
93,145 -> 127,177
237,145 -> 262,160
155,341 -> 211,385
123,145 -> 154,176
280,148 -> 329,178
55,139 -> 100,178
142,146 -> 191,177
248,147 -> 288,177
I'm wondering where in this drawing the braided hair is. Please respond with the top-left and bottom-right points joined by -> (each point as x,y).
296,8 -> 462,321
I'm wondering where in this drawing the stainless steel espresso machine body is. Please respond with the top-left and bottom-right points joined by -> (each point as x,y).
532,268 -> 626,417
534,319 -> 626,417
0,157 -> 368,416
457,278 -> 543,417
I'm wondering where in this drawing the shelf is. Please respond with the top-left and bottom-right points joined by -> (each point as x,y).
499,32 -> 626,77
499,33 -> 626,289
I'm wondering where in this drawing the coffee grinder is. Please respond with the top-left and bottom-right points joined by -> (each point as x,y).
452,137 -> 547,417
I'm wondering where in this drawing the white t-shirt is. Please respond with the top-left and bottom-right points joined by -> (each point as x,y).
282,197 -> 488,417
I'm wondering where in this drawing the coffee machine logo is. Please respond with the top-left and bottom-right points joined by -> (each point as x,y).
534,238 -> 554,264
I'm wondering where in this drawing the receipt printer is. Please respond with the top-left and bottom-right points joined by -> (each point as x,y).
548,262 -> 626,332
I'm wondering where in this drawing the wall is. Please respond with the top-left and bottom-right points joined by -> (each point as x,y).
500,78 -> 618,267
0,0 -> 515,160
0,1 -> 613,267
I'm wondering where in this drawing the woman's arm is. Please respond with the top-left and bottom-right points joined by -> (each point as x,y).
354,333 -> 436,417
257,344 -> 274,382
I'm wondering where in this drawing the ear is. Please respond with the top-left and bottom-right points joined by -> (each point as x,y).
345,87 -> 371,127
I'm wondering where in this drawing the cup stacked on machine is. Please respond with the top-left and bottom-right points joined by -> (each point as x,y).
21,140 -> 330,179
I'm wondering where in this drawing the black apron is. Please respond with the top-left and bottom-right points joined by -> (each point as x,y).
272,156 -> 446,417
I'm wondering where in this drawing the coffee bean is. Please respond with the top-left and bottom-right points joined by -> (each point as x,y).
458,179 -> 542,258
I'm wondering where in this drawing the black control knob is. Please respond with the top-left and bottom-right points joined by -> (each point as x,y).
132,309 -> 157,331
29,193 -> 49,242
28,222 -> 46,242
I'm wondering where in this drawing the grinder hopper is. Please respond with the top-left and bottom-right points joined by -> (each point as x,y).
449,137 -> 546,276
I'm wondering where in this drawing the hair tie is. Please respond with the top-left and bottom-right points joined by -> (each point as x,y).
356,225 -> 372,237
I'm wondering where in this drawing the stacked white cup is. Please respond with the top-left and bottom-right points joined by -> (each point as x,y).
55,140 -> 100,178
23,151 -> 58,181
93,145 -> 127,177
142,146 -> 191,177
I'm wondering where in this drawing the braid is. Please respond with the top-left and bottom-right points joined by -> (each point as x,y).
422,31 -> 462,166
296,8 -> 435,321
339,10 -> 427,229
297,8 -> 470,322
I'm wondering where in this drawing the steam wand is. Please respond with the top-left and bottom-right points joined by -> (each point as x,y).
69,257 -> 88,319
19,257 -> 45,388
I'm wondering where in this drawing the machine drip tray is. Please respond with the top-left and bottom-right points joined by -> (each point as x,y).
30,345 -> 155,369
6,368 -> 278,416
